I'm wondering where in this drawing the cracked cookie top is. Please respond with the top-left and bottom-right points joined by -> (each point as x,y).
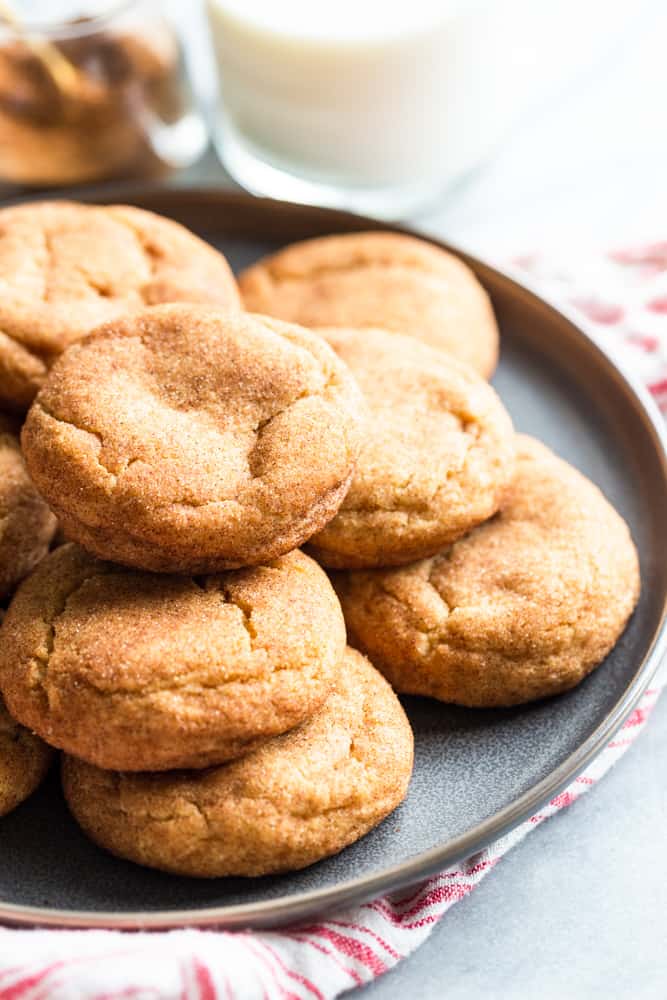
0,201 -> 240,410
239,231 -> 499,377
22,305 -> 364,573
0,694 -> 53,818
307,328 -> 515,569
0,544 -> 346,771
0,415 -> 57,601
61,647 -> 414,877
335,436 -> 640,707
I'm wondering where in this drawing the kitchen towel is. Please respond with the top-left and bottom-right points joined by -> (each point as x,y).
0,240 -> 665,1000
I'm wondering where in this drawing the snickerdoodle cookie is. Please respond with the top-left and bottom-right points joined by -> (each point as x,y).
0,201 -> 240,410
336,436 -> 640,707
0,695 -> 53,818
22,306 -> 364,573
307,328 -> 514,568
239,232 -> 498,377
0,544 -> 345,771
0,415 -> 56,601
62,647 -> 413,877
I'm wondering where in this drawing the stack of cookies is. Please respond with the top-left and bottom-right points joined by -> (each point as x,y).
0,202 -> 639,879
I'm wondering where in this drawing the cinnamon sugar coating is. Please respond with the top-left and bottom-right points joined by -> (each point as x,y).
22,306 -> 364,572
308,327 -> 514,568
239,232 -> 498,377
0,695 -> 53,817
0,545 -> 345,771
0,415 -> 56,600
335,437 -> 640,707
62,648 -> 414,877
0,201 -> 240,409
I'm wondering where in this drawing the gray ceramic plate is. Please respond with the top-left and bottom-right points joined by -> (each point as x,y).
1,189 -> 666,930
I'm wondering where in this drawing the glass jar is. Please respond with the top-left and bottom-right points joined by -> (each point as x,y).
0,0 -> 207,186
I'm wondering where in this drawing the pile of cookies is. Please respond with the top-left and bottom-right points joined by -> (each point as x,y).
0,200 -> 640,880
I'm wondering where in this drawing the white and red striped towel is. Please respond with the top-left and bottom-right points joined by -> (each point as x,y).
0,241 -> 665,1000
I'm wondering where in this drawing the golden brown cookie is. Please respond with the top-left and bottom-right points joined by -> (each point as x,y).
0,201 -> 240,411
0,544 -> 345,771
0,694 -> 53,818
335,436 -> 640,707
239,232 -> 498,377
0,415 -> 56,601
61,647 -> 413,877
307,328 -> 515,568
22,305 -> 364,573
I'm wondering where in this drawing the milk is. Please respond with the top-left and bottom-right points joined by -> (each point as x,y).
206,0 -> 636,216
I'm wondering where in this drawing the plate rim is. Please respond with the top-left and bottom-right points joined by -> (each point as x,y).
1,187 -> 665,930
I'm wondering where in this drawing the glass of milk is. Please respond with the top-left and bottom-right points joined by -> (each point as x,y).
206,0 -> 637,218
